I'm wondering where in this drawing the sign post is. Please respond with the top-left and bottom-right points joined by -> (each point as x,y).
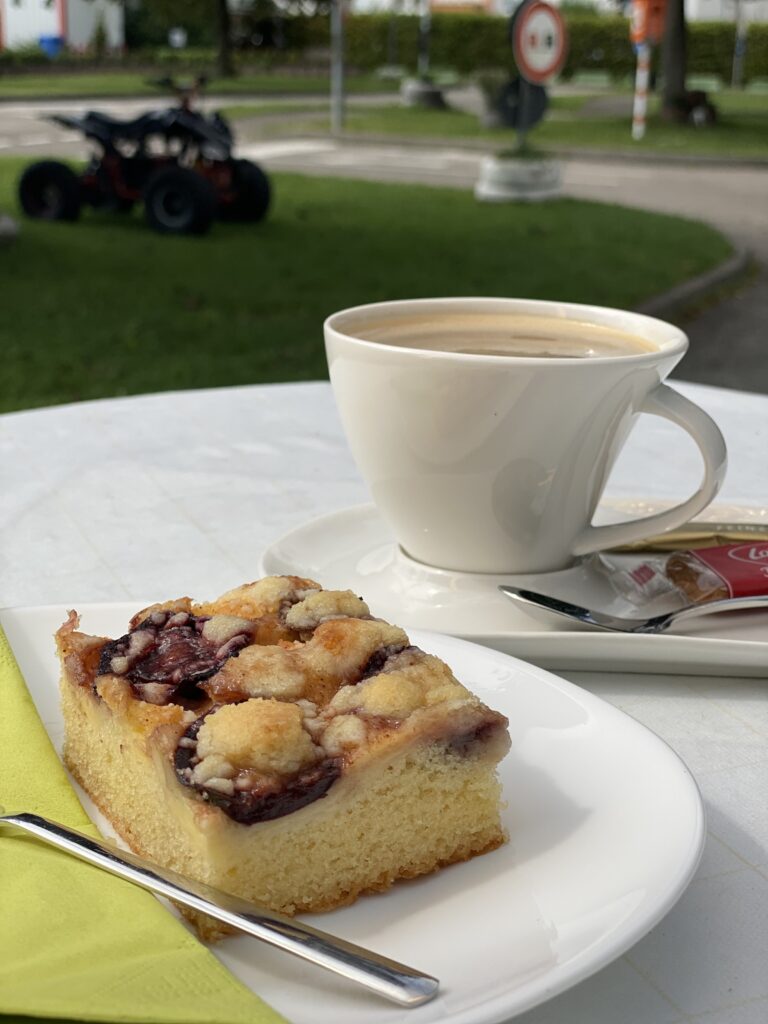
510,1 -> 568,150
330,0 -> 345,136
418,0 -> 431,80
731,0 -> 748,89
476,2 -> 567,202
629,0 -> 666,141
631,42 -> 652,140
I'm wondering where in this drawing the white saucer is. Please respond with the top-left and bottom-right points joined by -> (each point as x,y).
261,503 -> 768,677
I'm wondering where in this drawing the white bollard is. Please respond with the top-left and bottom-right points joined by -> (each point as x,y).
632,42 -> 652,141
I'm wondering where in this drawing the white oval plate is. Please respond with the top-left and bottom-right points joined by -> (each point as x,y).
0,603 -> 704,1024
261,504 -> 768,677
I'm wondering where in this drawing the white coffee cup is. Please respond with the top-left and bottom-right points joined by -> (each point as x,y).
324,298 -> 727,574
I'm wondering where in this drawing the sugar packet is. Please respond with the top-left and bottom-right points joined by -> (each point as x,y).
599,542 -> 768,607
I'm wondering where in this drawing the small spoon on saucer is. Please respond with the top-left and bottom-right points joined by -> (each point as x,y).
498,587 -> 768,635
0,809 -> 439,1007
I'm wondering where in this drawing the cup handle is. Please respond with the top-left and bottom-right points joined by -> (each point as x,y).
572,384 -> 728,556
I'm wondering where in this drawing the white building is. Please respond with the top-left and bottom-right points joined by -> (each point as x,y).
0,0 -> 124,52
685,0 -> 768,21
351,0 -> 768,22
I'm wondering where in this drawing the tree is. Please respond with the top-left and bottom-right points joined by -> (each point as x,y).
124,0 -> 217,49
661,0 -> 687,119
215,0 -> 235,77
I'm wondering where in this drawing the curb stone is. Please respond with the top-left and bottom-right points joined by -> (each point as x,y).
324,131 -> 768,169
634,245 -> 751,318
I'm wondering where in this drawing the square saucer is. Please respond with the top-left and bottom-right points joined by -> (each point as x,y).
260,503 -> 768,677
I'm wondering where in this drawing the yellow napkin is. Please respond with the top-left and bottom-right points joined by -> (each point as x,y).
0,627 -> 287,1024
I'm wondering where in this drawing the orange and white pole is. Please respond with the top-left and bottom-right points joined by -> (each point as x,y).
631,42 -> 651,140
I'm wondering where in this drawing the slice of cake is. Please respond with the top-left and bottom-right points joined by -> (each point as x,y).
56,576 -> 510,939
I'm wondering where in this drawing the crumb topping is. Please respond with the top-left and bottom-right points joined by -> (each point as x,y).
200,616 -> 254,648
284,589 -> 370,632
203,617 -> 409,706
174,701 -> 340,824
196,699 -> 320,777
203,645 -> 307,702
328,655 -> 471,720
197,575 -> 321,621
64,576 -> 509,826
321,714 -> 368,756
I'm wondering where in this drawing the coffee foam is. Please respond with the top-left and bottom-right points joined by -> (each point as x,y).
343,312 -> 658,359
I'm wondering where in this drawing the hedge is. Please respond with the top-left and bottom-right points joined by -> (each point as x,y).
315,13 -> 768,83
295,13 -> 768,83
1,14 -> 766,84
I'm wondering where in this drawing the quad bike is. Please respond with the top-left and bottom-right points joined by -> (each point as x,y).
18,77 -> 270,235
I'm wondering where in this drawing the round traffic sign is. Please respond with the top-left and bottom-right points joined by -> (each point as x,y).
511,1 -> 568,86
495,76 -> 549,131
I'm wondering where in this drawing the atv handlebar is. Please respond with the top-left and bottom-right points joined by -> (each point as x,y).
145,75 -> 209,110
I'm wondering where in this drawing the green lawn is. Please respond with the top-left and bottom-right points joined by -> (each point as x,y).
221,99 -> 330,118
226,90 -> 768,158
0,158 -> 731,413
535,108 -> 768,156
219,93 -> 588,121
0,71 -> 398,99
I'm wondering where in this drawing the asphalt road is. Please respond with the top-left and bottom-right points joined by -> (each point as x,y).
2,94 -> 766,393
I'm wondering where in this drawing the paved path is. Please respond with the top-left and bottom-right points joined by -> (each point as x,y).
0,91 -> 393,156
1,95 -> 766,392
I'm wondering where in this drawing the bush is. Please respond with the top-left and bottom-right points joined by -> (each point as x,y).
0,11 -> 766,84
292,12 -> 768,84
90,15 -> 109,60
744,23 -> 768,82
560,15 -> 635,81
687,21 -> 734,80
133,46 -> 217,69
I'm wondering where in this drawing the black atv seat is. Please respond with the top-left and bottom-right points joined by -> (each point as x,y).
84,110 -> 167,140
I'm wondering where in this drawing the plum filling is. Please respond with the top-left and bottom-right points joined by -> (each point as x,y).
358,644 -> 421,681
174,714 -> 341,824
97,610 -> 254,706
446,716 -> 508,757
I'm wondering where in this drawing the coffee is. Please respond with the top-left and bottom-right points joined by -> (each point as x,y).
343,312 -> 657,359
326,298 -> 725,573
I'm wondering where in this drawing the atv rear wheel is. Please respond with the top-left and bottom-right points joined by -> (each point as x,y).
18,161 -> 82,221
143,167 -> 216,236
219,159 -> 271,223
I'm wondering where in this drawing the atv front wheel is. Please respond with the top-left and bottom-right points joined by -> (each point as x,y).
143,167 -> 216,236
18,161 -> 82,221
219,159 -> 271,223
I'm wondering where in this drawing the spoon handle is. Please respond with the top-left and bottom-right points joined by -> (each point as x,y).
0,811 -> 438,1008
661,594 -> 768,627
499,584 -> 768,634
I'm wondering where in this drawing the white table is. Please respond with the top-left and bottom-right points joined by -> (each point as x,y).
1,380 -> 766,1024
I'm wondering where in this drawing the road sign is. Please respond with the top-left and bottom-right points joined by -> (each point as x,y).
511,1 -> 568,86
629,0 -> 667,47
496,76 -> 549,131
